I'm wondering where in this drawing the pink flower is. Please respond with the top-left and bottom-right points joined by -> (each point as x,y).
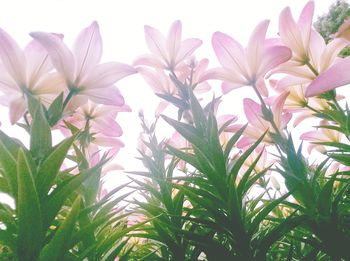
334,17 -> 350,42
273,30 -> 347,94
278,1 -> 314,64
134,20 -> 202,71
204,20 -> 291,95
137,58 -> 211,115
0,29 -> 65,124
305,54 -> 350,97
30,21 -> 136,107
227,92 -> 291,148
300,120 -> 343,153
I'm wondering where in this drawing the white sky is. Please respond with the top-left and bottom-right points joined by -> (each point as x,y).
0,0 -> 338,189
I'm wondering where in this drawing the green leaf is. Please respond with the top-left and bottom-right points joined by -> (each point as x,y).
224,124 -> 247,160
255,214 -> 306,259
47,92 -> 64,126
249,191 -> 292,234
39,196 -> 81,261
0,130 -> 22,197
36,134 -> 76,197
16,148 -> 43,261
317,176 -> 335,217
30,103 -> 52,161
189,88 -> 206,133
27,92 -> 40,117
42,162 -> 103,229
161,115 -> 205,149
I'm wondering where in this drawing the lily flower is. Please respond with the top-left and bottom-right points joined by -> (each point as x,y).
134,20 -> 202,71
227,92 -> 291,148
30,21 -> 136,108
278,1 -> 314,64
274,29 -> 347,95
137,58 -> 211,115
205,20 -> 291,96
0,29 -> 65,124
300,120 -> 343,153
305,53 -> 350,96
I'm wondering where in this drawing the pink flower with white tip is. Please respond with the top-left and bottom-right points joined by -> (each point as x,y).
30,21 -> 136,108
204,20 -> 291,96
134,20 -> 202,71
0,29 -> 65,124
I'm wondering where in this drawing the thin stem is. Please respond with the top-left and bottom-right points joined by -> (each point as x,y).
63,88 -> 77,110
251,84 -> 285,140
305,60 -> 319,77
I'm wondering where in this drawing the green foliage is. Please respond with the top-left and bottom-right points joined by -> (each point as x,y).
314,0 -> 350,42
314,0 -> 350,56
0,96 -> 132,261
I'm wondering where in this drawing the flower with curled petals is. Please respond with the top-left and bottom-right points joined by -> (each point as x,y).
0,29 -> 65,124
134,20 -> 202,71
205,20 -> 291,96
30,21 -> 136,108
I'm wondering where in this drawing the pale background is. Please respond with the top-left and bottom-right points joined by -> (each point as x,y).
0,0 -> 337,190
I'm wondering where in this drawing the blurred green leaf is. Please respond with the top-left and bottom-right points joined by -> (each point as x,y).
39,196 -> 81,261
30,103 -> 52,161
16,148 -> 43,261
36,134 -> 77,198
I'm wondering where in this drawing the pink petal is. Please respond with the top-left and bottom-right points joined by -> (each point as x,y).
24,39 -> 53,86
202,67 -> 246,88
300,130 -> 320,141
320,38 -> 347,72
93,136 -> 124,148
212,32 -> 247,78
221,82 -> 244,94
155,101 -> 169,116
275,75 -> 308,90
258,45 -> 292,77
308,30 -> 325,72
246,20 -> 269,76
243,98 -> 266,129
279,7 -> 303,58
297,1 -> 314,52
138,67 -> 175,94
30,32 -> 75,84
73,21 -> 102,80
144,25 -> 168,64
272,91 -> 289,128
93,116 -> 122,137
293,111 -> 312,127
82,62 -> 136,89
237,136 -> 254,149
194,82 -> 211,94
256,78 -> 268,97
175,38 -> 202,66
82,86 -> 124,106
166,20 -> 182,66
305,56 -> 350,97
0,28 -> 26,86
133,54 -> 165,68
31,71 -> 66,94
9,97 -> 26,124
217,114 -> 238,128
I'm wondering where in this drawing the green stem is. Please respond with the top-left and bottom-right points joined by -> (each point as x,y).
251,84 -> 286,144
305,60 -> 319,77
62,89 -> 77,110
